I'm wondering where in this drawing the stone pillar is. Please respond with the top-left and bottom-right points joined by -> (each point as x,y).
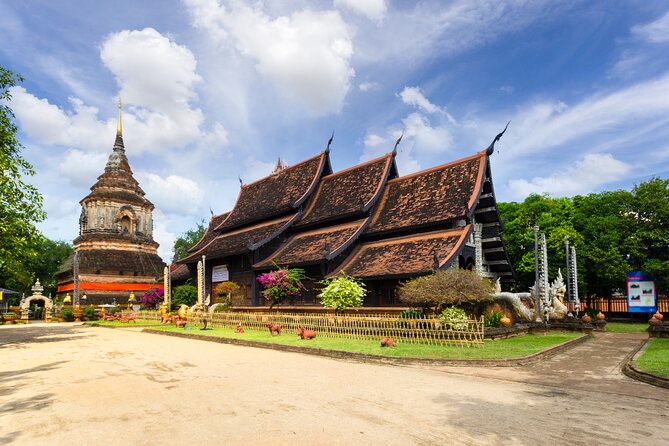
473,223 -> 484,276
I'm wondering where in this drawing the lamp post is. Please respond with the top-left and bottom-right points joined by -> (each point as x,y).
534,226 -> 541,322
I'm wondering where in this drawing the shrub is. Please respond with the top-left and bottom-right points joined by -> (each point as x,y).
60,308 -> 73,321
439,306 -> 469,330
215,281 -> 240,304
582,307 -> 599,318
172,283 -> 197,309
398,269 -> 494,312
318,275 -> 366,312
140,287 -> 164,309
257,267 -> 306,309
399,308 -> 429,329
484,311 -> 503,328
84,307 -> 95,318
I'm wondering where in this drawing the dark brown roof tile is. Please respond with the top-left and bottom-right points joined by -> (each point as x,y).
297,153 -> 394,227
217,152 -> 327,230
367,151 -> 486,234
254,219 -> 369,268
328,226 -> 471,279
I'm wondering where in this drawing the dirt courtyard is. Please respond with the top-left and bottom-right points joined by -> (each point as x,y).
1,324 -> 667,445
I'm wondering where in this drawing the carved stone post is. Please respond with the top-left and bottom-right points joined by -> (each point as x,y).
473,223 -> 484,276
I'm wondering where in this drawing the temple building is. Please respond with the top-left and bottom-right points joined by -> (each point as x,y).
56,101 -> 164,305
178,131 -> 514,307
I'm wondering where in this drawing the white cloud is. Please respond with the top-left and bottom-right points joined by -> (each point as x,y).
334,0 -> 387,21
632,10 -> 669,43
364,133 -> 385,147
11,28 -> 228,156
355,0 -> 559,64
183,1 -> 355,116
137,172 -> 206,217
507,153 -> 631,200
359,81 -> 380,92
502,74 -> 669,156
10,88 -> 111,152
152,209 -> 177,262
402,112 -> 454,153
101,28 -> 201,111
57,150 -> 108,187
399,86 -> 441,114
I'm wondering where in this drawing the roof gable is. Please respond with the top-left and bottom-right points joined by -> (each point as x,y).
366,151 -> 486,235
328,226 -> 471,279
187,212 -> 230,254
217,152 -> 328,231
254,218 -> 369,269
297,153 -> 395,227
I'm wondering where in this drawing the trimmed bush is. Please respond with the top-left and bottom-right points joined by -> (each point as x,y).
398,269 -> 494,313
318,275 -> 366,312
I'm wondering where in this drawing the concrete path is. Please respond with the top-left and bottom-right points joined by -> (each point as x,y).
1,325 -> 667,446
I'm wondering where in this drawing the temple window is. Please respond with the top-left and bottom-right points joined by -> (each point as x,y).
120,216 -> 132,234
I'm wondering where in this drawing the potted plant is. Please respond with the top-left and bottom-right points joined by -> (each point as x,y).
2,312 -> 18,324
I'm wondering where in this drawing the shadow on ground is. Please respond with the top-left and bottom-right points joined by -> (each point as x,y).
0,325 -> 91,350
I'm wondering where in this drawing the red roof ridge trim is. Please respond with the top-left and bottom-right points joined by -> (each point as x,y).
187,211 -> 230,253
438,225 -> 472,269
467,154 -> 488,213
386,150 -> 486,184
299,152 -> 393,220
214,151 -> 327,231
292,151 -> 329,208
238,151 -> 326,190
362,155 -> 394,212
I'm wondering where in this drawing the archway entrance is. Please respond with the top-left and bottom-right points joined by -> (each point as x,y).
20,280 -> 54,323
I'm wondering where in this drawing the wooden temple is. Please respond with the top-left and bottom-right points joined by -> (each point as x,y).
56,101 -> 164,305
178,132 -> 514,307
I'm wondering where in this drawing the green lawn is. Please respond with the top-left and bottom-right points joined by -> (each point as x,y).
635,338 -> 669,378
88,319 -> 162,327
606,322 -> 649,333
147,325 -> 582,360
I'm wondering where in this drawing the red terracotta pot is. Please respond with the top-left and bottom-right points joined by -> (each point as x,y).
581,314 -> 592,324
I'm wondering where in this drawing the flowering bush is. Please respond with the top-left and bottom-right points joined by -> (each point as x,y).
257,267 -> 306,308
140,287 -> 164,309
215,281 -> 241,304
318,275 -> 366,312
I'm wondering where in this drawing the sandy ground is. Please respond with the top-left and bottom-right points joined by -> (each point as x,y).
0,324 -> 667,446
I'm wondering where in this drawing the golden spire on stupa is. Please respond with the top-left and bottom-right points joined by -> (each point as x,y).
117,97 -> 123,135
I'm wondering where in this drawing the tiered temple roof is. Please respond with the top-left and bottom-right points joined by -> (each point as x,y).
179,133 -> 515,297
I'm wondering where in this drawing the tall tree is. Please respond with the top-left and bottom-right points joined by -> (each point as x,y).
627,178 -> 669,294
25,237 -> 73,297
0,66 -> 45,292
172,220 -> 206,261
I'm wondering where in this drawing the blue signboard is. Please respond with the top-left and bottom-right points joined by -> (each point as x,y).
627,271 -> 657,313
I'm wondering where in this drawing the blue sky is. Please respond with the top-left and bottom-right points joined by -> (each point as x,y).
2,0 -> 669,261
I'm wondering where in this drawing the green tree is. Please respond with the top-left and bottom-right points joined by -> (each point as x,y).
172,220 -> 206,261
498,194 -> 580,292
626,178 -> 669,294
25,237 -> 73,297
0,66 -> 45,292
571,190 -> 632,296
171,282 -> 197,309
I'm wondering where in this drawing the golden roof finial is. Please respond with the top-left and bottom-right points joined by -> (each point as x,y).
117,97 -> 123,135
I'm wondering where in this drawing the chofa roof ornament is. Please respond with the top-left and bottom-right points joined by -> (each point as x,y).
485,121 -> 510,156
